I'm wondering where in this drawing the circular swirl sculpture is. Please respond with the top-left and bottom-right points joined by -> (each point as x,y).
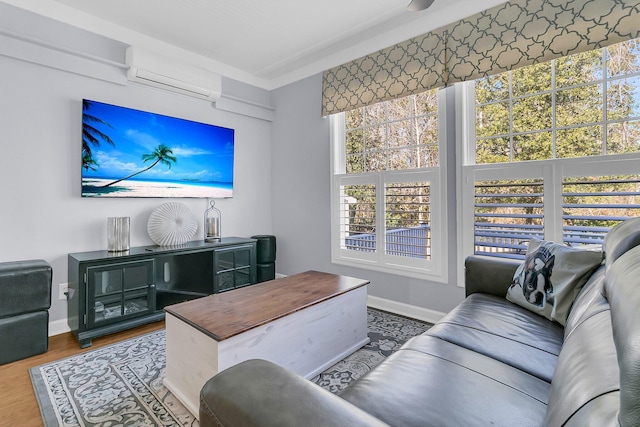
147,202 -> 198,246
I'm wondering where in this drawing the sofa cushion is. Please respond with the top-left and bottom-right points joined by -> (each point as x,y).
426,293 -> 563,382
506,239 -> 602,326
603,245 -> 640,426
561,393 -> 620,427
340,335 -> 550,427
603,217 -> 640,268
563,265 -> 607,340
545,310 -> 619,426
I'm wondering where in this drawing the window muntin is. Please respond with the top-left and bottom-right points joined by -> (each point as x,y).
332,89 -> 444,281
345,91 -> 439,173
474,39 -> 640,165
464,38 -> 640,262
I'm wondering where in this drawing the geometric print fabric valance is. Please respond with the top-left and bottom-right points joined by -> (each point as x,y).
322,0 -> 640,116
446,0 -> 640,85
321,28 -> 447,117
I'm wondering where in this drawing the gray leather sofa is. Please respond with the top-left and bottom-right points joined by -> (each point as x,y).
199,218 -> 640,426
0,259 -> 52,365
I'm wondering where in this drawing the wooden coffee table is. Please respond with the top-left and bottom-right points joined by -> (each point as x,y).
163,270 -> 370,418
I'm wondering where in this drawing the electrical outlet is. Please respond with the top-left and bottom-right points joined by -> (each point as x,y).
59,283 -> 69,300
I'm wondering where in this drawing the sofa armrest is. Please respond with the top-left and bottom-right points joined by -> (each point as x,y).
464,255 -> 520,298
200,359 -> 389,427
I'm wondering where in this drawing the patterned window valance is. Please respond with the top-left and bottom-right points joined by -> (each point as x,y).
322,0 -> 640,116
321,28 -> 447,116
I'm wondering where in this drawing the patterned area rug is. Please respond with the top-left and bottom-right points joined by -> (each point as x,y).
310,308 -> 432,393
30,308 -> 431,426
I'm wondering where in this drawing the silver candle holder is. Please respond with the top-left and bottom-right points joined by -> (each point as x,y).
204,200 -> 221,242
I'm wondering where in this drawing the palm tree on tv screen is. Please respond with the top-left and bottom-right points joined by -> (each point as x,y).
82,153 -> 99,172
101,144 -> 177,188
82,100 -> 114,170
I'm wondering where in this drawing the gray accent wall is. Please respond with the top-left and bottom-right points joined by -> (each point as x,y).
271,74 -> 466,316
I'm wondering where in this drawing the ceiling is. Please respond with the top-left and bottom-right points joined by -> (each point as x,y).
3,0 -> 507,89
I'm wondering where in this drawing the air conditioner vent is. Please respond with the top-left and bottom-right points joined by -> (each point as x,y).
125,46 -> 221,102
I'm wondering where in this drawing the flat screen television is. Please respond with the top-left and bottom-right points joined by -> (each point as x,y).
81,99 -> 234,198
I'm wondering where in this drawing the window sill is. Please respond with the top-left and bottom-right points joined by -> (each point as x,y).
331,256 -> 448,284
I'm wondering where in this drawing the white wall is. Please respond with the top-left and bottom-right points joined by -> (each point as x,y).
0,8 -> 274,326
271,74 -> 466,318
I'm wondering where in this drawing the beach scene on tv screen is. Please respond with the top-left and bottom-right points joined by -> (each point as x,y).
81,99 -> 234,198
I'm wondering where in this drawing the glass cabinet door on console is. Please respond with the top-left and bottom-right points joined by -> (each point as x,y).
214,244 -> 256,293
86,259 -> 155,328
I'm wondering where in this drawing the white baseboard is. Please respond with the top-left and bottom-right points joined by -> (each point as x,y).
367,295 -> 445,325
49,318 -> 71,336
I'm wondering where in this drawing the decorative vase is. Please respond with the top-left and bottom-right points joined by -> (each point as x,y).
107,217 -> 130,252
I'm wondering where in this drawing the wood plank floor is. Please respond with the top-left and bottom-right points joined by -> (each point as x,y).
0,321 -> 165,427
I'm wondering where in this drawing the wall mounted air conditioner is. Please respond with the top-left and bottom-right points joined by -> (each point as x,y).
125,46 -> 222,102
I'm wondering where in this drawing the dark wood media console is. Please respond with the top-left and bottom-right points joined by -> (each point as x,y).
67,237 -> 257,348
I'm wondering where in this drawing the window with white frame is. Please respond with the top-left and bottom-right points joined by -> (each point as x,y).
331,90 -> 447,281
460,38 -> 640,261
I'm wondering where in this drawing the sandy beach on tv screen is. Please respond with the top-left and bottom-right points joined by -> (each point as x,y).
82,179 -> 232,198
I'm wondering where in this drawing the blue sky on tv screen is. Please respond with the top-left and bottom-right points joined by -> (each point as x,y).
82,100 -> 234,183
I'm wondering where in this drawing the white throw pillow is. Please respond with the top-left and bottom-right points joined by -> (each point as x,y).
506,239 -> 603,326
